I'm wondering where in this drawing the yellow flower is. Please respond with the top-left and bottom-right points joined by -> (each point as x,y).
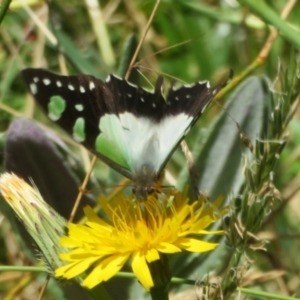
55,191 -> 225,291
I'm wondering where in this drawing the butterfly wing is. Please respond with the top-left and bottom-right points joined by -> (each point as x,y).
21,68 -> 133,179
97,75 -> 226,190
153,80 -> 225,174
22,69 -> 226,194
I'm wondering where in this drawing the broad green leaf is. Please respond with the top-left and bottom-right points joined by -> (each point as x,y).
172,77 -> 270,277
177,76 -> 269,202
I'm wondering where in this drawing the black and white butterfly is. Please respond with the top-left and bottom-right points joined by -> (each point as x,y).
21,69 -> 226,200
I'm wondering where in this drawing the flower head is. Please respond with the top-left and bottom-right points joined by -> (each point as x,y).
55,190 -> 226,291
0,173 -> 68,271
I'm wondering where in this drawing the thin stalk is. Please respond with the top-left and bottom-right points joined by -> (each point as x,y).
84,0 -> 115,67
238,287 -> 300,300
216,0 -> 297,100
69,155 -> 97,222
125,0 -> 161,80
179,0 -> 264,29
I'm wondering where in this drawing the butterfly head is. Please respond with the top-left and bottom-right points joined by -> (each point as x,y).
132,164 -> 159,201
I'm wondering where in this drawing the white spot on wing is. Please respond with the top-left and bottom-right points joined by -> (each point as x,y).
80,86 -> 86,93
127,93 -> 132,98
186,95 -> 191,99
152,103 -> 156,108
33,77 -> 39,83
75,104 -> 84,111
175,97 -> 179,101
30,83 -> 38,95
43,78 -> 51,85
89,81 -> 95,90
183,83 -> 194,88
56,81 -> 62,87
73,117 -> 86,142
68,84 -> 75,91
141,97 -> 145,102
173,80 -> 210,90
195,80 -> 209,87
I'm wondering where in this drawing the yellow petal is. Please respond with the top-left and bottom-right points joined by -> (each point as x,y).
191,215 -> 214,231
83,253 -> 129,288
145,248 -> 160,263
156,242 -> 182,253
176,238 -> 219,252
84,206 -> 114,230
84,205 -> 102,223
131,252 -> 154,291
97,196 -> 117,220
59,236 -> 82,248
56,256 -> 99,279
59,248 -> 92,261
55,261 -> 78,277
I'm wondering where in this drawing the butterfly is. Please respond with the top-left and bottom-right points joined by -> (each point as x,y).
21,69 -> 226,200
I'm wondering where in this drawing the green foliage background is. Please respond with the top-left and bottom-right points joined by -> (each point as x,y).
0,0 -> 300,299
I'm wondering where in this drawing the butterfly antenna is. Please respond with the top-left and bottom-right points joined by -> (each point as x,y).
210,69 -> 254,152
213,100 -> 254,153
136,65 -> 186,85
80,183 -> 131,195
136,39 -> 193,65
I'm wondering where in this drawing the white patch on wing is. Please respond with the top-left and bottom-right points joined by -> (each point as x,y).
99,112 -> 192,174
75,104 -> 84,111
68,84 -> 75,91
43,78 -> 51,85
30,83 -> 38,95
89,81 -> 95,90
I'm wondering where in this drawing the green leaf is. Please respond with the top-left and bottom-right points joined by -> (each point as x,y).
178,76 -> 269,201
171,77 -> 270,279
54,31 -> 108,77
117,34 -> 138,78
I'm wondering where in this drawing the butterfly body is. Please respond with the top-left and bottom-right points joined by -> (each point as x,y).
21,69 -> 225,200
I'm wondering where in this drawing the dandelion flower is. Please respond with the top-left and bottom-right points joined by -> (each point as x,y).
55,191 -> 226,291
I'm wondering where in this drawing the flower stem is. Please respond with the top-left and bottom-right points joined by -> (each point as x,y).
149,254 -> 171,300
150,286 -> 169,300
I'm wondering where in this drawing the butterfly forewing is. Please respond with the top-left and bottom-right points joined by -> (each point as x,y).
21,69 -> 133,178
166,81 -> 216,116
149,80 -> 224,174
106,75 -> 167,120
